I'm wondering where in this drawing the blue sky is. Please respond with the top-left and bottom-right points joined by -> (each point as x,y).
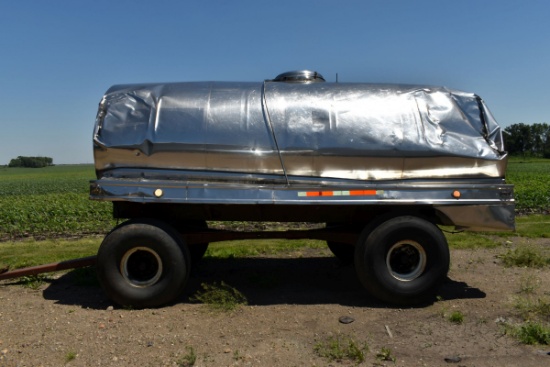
1,0 -> 549,164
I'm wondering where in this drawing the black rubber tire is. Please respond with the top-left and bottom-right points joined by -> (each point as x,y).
175,221 -> 209,265
96,219 -> 190,308
354,216 -> 449,305
326,241 -> 355,264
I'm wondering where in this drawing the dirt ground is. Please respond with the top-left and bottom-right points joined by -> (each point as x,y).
1,238 -> 549,367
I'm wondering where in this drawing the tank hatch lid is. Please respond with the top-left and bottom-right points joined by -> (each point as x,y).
273,70 -> 325,83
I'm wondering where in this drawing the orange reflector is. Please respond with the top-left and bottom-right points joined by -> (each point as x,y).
452,190 -> 461,199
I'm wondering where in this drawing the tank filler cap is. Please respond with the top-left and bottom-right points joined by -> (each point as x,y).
273,70 -> 325,83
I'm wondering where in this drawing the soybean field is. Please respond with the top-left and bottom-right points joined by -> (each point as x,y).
0,165 -> 114,240
506,158 -> 550,213
0,159 -> 549,240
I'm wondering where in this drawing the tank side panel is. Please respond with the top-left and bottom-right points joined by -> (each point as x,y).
94,82 -> 282,177
94,81 -> 508,181
264,83 -> 507,180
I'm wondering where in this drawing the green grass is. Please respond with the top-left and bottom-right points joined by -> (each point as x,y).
376,347 -> 396,362
190,281 -> 247,311
445,214 -> 550,250
176,346 -> 197,367
448,310 -> 465,324
314,334 -> 368,363
505,272 -> 550,346
510,322 -> 550,345
64,351 -> 77,363
204,239 -> 326,259
0,237 -> 100,270
513,296 -> 550,322
500,245 -> 550,268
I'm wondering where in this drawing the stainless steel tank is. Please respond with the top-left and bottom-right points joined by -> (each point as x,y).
93,70 -> 507,182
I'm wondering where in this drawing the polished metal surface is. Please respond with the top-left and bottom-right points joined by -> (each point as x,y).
93,73 -> 507,181
273,70 -> 326,83
91,71 -> 514,231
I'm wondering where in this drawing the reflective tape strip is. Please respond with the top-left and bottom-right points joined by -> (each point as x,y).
298,190 -> 380,197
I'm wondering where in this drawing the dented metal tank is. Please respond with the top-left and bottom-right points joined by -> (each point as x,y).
91,71 -> 514,232
93,71 -> 508,182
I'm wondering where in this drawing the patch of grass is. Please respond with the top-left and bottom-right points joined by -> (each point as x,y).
190,282 -> 247,311
511,322 -> 550,345
376,346 -> 396,362
514,215 -> 550,238
513,296 -> 550,322
17,274 -> 53,290
64,351 -> 77,363
176,346 -> 196,367
500,246 -> 550,268
448,310 -> 465,324
508,282 -> 550,346
233,350 -> 244,361
518,274 -> 541,294
445,231 -> 500,249
204,239 -> 326,259
0,238 -> 100,270
314,334 -> 368,364
444,215 -> 550,248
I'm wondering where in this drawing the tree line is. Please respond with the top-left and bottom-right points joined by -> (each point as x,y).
503,123 -> 550,158
8,156 -> 54,168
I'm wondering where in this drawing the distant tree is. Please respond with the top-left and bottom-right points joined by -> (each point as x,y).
504,123 -> 550,157
8,156 -> 54,168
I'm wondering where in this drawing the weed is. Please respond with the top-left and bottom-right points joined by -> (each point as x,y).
376,346 -> 396,362
18,275 -> 52,290
64,351 -> 77,363
176,346 -> 196,367
513,296 -> 550,321
500,246 -> 549,268
518,274 -> 541,294
314,334 -> 368,364
448,311 -> 464,324
190,282 -> 247,311
233,350 -> 244,361
476,317 -> 488,325
512,322 -> 550,345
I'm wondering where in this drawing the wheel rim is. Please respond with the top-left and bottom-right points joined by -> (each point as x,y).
386,240 -> 426,281
120,247 -> 163,287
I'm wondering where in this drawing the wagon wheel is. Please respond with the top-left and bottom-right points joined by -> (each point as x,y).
96,219 -> 190,308
355,216 -> 449,305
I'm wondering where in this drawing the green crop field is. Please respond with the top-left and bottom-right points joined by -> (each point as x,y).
507,158 -> 550,213
0,165 -> 114,240
0,159 -> 548,241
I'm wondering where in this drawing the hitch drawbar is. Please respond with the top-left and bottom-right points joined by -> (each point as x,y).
0,256 -> 96,281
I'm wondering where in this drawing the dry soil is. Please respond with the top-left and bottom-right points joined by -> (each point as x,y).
1,238 -> 550,367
